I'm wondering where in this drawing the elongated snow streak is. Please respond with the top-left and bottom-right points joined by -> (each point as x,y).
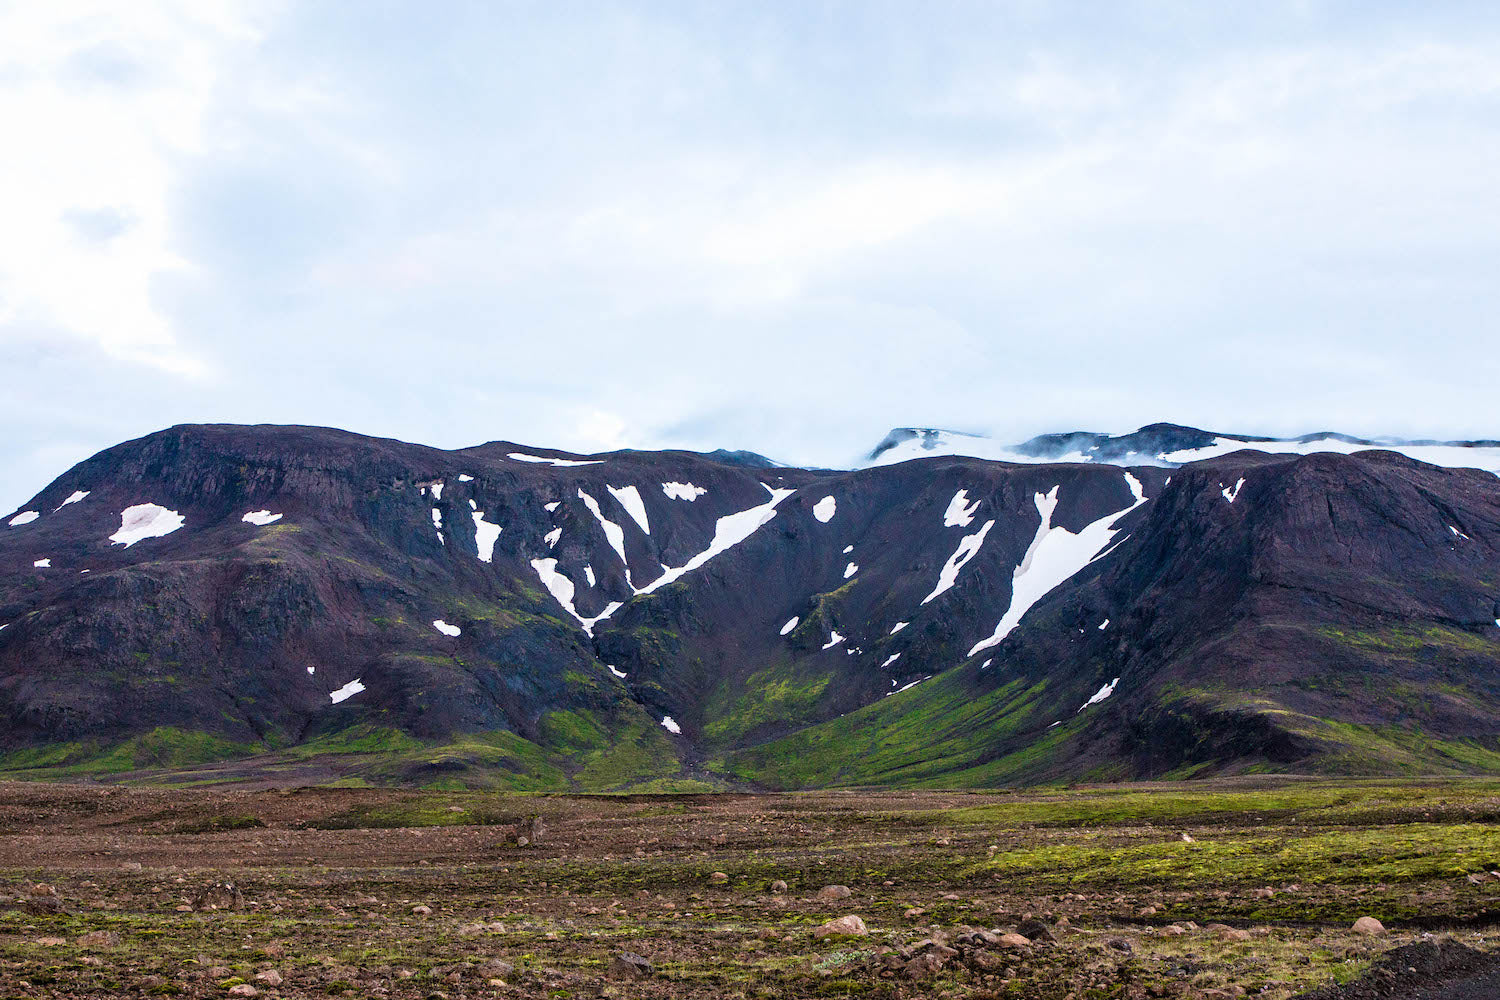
661,716 -> 682,735
608,664 -> 627,679
635,485 -> 797,595
578,489 -> 630,569
431,508 -> 444,543
433,619 -> 461,637
1450,525 -> 1471,540
584,564 -> 596,587
1098,619 -> 1110,630
967,473 -> 1147,658
890,621 -> 909,635
242,510 -> 282,526
921,518 -> 995,604
508,452 -> 603,467
33,558 -> 50,568
8,510 -> 40,526
329,678 -> 365,704
544,527 -> 562,547
843,562 -> 858,579
607,484 -> 651,534
881,653 -> 901,668
472,512 -> 501,562
109,504 -> 185,547
887,676 -> 928,696
662,481 -> 706,501
1221,477 -> 1245,503
529,557 -> 623,636
1079,677 -> 1120,712
56,490 -> 89,511
944,489 -> 980,527
458,474 -> 474,482
780,616 -> 799,635
813,496 -> 837,522
822,630 -> 845,649
843,544 -> 854,554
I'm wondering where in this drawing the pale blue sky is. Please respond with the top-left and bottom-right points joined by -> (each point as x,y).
3,1 -> 1499,513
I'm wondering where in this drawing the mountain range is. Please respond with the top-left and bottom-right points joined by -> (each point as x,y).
2,421 -> 1498,789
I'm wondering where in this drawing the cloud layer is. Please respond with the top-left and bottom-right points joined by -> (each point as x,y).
4,2 -> 1499,512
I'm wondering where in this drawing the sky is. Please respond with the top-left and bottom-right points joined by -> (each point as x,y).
3,1 -> 1499,513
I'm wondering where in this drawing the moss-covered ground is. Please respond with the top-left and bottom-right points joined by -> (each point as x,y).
2,777 -> 1499,997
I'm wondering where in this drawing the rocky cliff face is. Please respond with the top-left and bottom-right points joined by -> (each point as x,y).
2,423 -> 1498,788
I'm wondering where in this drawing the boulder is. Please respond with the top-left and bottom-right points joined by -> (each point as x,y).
816,885 -> 852,901
814,915 -> 869,938
609,952 -> 654,979
1353,916 -> 1386,936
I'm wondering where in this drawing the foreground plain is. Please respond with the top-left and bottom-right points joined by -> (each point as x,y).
4,777 -> 1500,998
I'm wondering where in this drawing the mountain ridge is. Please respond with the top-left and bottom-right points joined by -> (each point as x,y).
2,421 -> 1498,789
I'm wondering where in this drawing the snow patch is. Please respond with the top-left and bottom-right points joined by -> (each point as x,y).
544,501 -> 560,512
1221,477 -> 1246,504
967,473 -> 1147,657
922,518 -> 995,604
458,474 -> 474,482
430,481 -> 444,501
8,511 -> 39,526
813,496 -> 837,522
33,558 -> 50,568
545,527 -> 562,548
821,630 -> 845,650
661,716 -> 682,735
56,490 -> 89,511
584,563 -> 596,587
889,621 -> 909,635
529,557 -> 623,635
431,508 -> 444,543
981,658 -> 993,670
780,616 -> 800,636
1450,525 -> 1471,540
608,664 -> 627,679
635,485 -> 797,595
1098,619 -> 1110,630
843,562 -> 858,579
307,666 -> 314,675
472,512 -> 501,562
943,489 -> 980,527
1079,677 -> 1120,712
607,484 -> 651,534
433,619 -> 461,637
578,489 -> 630,569
242,510 -> 283,526
109,504 -> 185,547
330,678 -> 365,704
881,653 -> 901,668
887,676 -> 928,696
843,544 -> 854,554
663,481 -> 707,501
508,452 -> 603,467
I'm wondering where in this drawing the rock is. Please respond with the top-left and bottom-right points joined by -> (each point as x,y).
816,885 -> 852,900
1015,918 -> 1055,942
1252,887 -> 1275,899
709,872 -> 728,884
412,904 -> 433,916
254,970 -> 283,986
1180,832 -> 1195,843
120,861 -> 144,872
192,882 -> 244,912
76,930 -> 121,948
996,933 -> 1031,949
228,986 -> 258,997
1161,924 -> 1186,936
769,880 -> 787,894
814,915 -> 868,938
1353,916 -> 1386,936
903,907 -> 927,921
1107,937 -> 1134,953
609,952 -> 654,979
23,894 -> 65,916
507,815 -> 546,846
904,952 -> 948,979
34,936 -> 68,946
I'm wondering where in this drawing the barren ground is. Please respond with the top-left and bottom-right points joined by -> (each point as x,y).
4,776 -> 1500,998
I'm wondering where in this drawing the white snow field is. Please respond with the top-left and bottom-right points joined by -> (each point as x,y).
241,510 -> 283,526
329,678 -> 366,704
662,481 -> 707,501
813,496 -> 837,522
109,504 -> 185,547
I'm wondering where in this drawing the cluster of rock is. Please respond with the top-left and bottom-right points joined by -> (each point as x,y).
873,920 -> 1054,980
